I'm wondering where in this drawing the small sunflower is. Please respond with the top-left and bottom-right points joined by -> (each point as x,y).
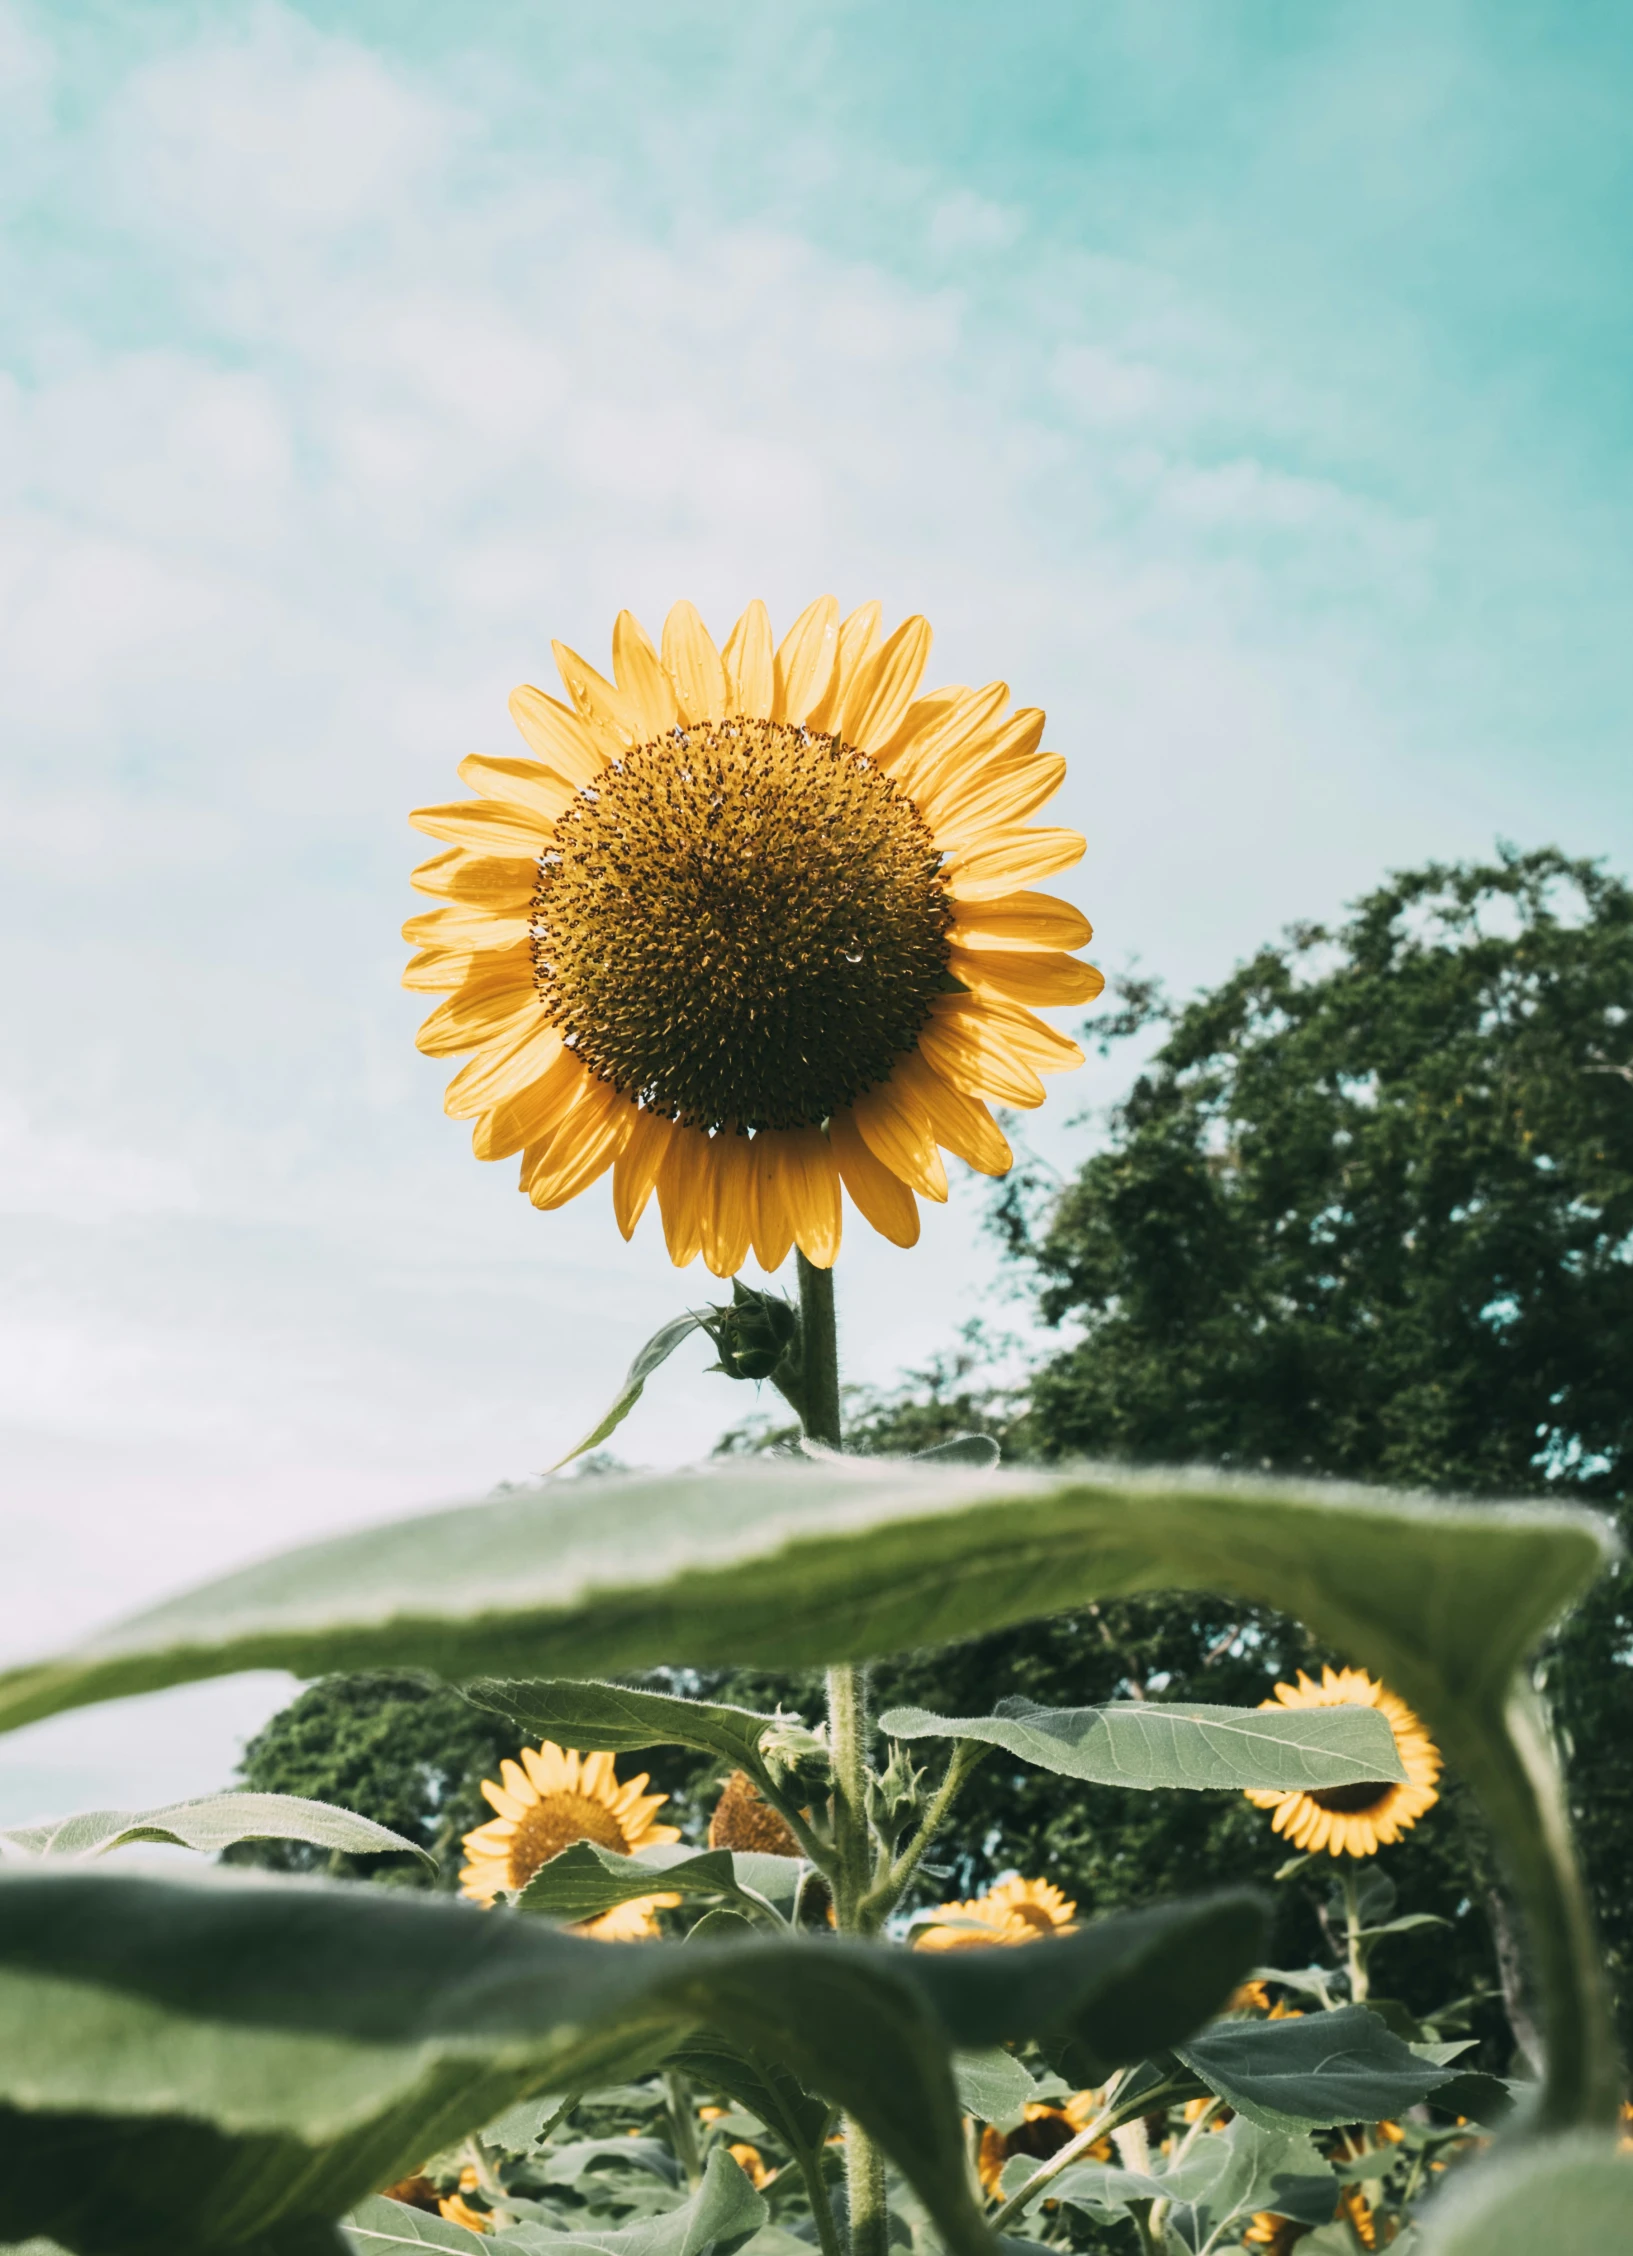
406,598 -> 1098,1273
460,1739 -> 681,1936
1244,1666 -> 1441,1858
708,1769 -> 802,1857
976,2102 -> 1109,2198
913,1874 -> 1077,1950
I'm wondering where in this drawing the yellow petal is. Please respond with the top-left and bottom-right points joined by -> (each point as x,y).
527,1082 -> 632,1208
455,755 -> 577,827
780,1126 -> 842,1267
509,684 -> 607,786
925,753 -> 1067,845
444,1019 -> 566,1120
700,1131 -> 754,1278
722,599 -> 774,720
500,1758 -> 537,1803
949,944 -> 1104,1010
944,826 -> 1086,901
840,614 -> 933,751
917,1004 -> 1046,1108
772,594 -> 840,726
403,903 -> 531,954
807,600 -> 881,732
884,682 -> 1010,793
750,1134 -> 795,1271
471,1047 -> 587,1159
891,1049 -> 1012,1176
949,889 -> 1092,954
830,1108 -> 920,1247
552,638 -> 650,753
657,1123 -> 709,1266
849,1079 -> 948,1202
411,847 -> 539,911
612,609 -> 680,738
415,960 -> 539,1057
410,799 -> 551,857
612,1106 -> 673,1240
661,600 -> 729,725
402,948 -> 480,992
960,994 -> 1085,1074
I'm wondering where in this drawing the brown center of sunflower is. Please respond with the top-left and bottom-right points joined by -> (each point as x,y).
1306,1781 -> 1397,1815
506,1791 -> 630,1888
531,720 -> 952,1132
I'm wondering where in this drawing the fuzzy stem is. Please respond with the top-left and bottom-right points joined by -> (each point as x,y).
1342,1868 -> 1370,2004
859,1738 -> 991,1927
795,1253 -> 842,1448
664,2067 -> 703,2190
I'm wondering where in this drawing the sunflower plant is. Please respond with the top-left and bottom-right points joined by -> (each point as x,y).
0,600 -> 1626,2256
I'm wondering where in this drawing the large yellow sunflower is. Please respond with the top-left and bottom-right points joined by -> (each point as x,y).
460,1739 -> 681,1938
1244,1666 -> 1442,1858
405,598 -> 1099,1273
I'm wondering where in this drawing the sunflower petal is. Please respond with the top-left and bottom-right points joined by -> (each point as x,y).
840,614 -> 933,751
472,1048 -> 587,1159
831,1108 -> 920,1247
403,903 -> 532,954
553,639 -> 649,753
656,1123 -> 710,1265
410,800 -> 552,857
949,890 -> 1093,954
456,755 -> 577,827
613,610 -> 681,738
722,600 -> 774,720
780,1127 -> 843,1267
891,1049 -> 1012,1176
773,595 -> 840,726
612,1107 -> 673,1240
402,948 -> 480,992
944,826 -> 1086,901
509,685 -> 607,786
527,1083 -> 632,1208
925,753 -> 1068,845
884,682 -> 1011,792
917,1004 -> 1046,1107
411,848 -> 539,912
444,1019 -> 567,1119
807,600 -> 882,732
961,995 -> 1085,1074
415,960 -> 538,1057
750,1134 -> 795,1271
949,944 -> 1104,1011
661,600 -> 729,726
850,1079 -> 949,1201
700,1131 -> 754,1278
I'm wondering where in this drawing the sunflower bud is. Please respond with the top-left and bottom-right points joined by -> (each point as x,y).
866,1744 -> 926,1848
702,1280 -> 801,1384
757,1712 -> 832,1795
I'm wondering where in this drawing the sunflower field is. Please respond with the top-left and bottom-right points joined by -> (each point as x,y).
1,604 -> 1627,2254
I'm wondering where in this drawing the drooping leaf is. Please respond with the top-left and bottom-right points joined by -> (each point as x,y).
1415,2133 -> 1633,2253
481,2092 -> 571,2155
540,2138 -> 680,2188
344,2205 -> 486,2255
0,1456 -> 1612,2127
663,2034 -> 833,2165
1177,2004 -> 1456,2133
1052,2119 -> 1336,2244
877,1693 -> 1406,1794
517,1843 -> 801,1927
0,1793 -> 433,1869
468,1682 -> 780,1796
548,1314 -> 708,1474
950,2048 -> 1037,2130
0,1864 -> 1260,2256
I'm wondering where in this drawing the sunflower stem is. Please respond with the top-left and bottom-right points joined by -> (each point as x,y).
664,2067 -> 703,2189
795,1254 -> 842,1449
1341,1868 -> 1369,2003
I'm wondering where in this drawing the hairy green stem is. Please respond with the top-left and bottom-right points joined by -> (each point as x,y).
795,1253 -> 843,1448
796,2139 -> 846,2256
1341,1869 -> 1369,2004
986,2075 -> 1131,2233
664,2067 -> 703,2190
859,1738 -> 991,1926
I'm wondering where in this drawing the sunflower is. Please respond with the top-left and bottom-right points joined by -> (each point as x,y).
405,598 -> 1098,1273
976,2103 -> 1110,2199
913,1874 -> 1077,1950
1244,1667 -> 1442,1858
708,1768 -> 802,1857
460,1739 -> 681,1936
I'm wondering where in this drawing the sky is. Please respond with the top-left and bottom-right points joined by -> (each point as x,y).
2,0 -> 1631,1823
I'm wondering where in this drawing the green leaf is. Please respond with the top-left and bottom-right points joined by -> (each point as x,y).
518,2147 -> 767,2256
1414,2134 -> 1633,2254
1429,2069 -> 1516,2126
0,1792 -> 433,1869
481,2093 -> 571,2154
0,1864 -> 1260,2256
950,2048 -> 1037,2130
0,1457 -> 1612,2124
877,1693 -> 1406,1793
541,2138 -> 680,2188
663,2034 -> 833,2164
547,1314 -> 707,1474
517,1844 -> 801,1927
468,1682 -> 778,1795
1177,2004 -> 1456,2132
1160,2118 -> 1337,2242
344,2204 -> 487,2255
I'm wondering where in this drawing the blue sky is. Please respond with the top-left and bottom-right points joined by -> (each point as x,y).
2,0 -> 1630,1818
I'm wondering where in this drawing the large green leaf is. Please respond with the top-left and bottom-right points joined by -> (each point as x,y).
0,1864 -> 1260,2256
0,1793 -> 431,1869
517,1844 -> 801,1927
877,1693 -> 1406,1793
1051,2119 -> 1336,2241
1177,2004 -> 1456,2132
349,2145 -> 766,2256
1412,2134 -> 1633,2253
0,1458 -> 1613,2124
468,1682 -> 781,1797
